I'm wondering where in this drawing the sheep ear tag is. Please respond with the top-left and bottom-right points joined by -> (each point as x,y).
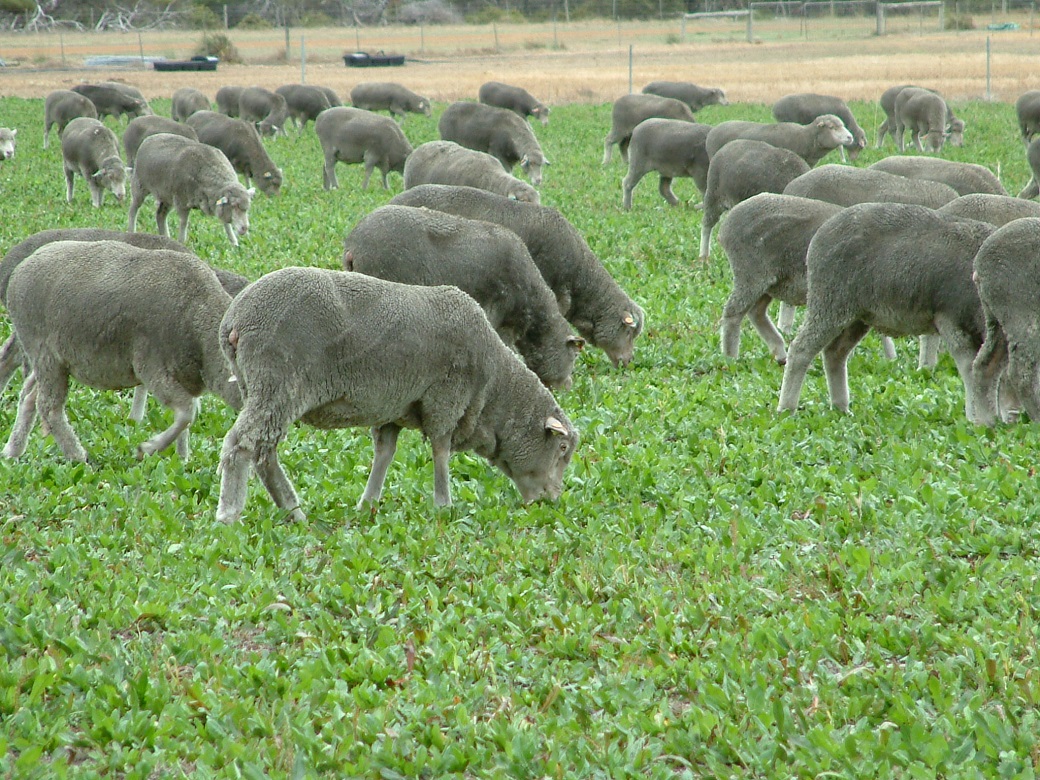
545,416 -> 569,436
567,336 -> 585,351
622,312 -> 637,328
216,196 -> 229,207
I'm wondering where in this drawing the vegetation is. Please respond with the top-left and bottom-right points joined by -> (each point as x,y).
194,31 -> 243,61
0,95 -> 1038,777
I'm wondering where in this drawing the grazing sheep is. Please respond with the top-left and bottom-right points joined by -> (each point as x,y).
315,106 -> 412,190
274,84 -> 332,131
641,81 -> 729,114
123,115 -> 198,167
1016,90 -> 1040,145
894,87 -> 953,153
186,111 -> 283,197
705,115 -> 853,168
389,184 -> 645,367
478,81 -> 550,125
1017,138 -> 1040,199
603,93 -> 696,164
128,133 -> 254,247
699,139 -> 811,261
622,119 -> 711,210
238,87 -> 289,137
215,85 -> 244,117
2,240 -> 241,462
971,217 -> 1040,425
403,141 -> 540,203
172,87 -> 210,122
0,128 -> 15,161
100,82 -> 152,115
771,92 -> 866,161
439,101 -> 549,186
777,203 -> 994,417
316,85 -> 342,107
869,156 -> 1007,196
43,90 -> 98,149
783,164 -> 959,208
60,117 -> 129,208
877,84 -> 965,150
350,82 -> 432,122
215,267 -> 579,521
939,193 -> 1040,225
343,205 -> 583,389
71,83 -> 149,122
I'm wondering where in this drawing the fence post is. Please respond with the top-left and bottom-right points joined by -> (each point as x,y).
681,14 -> 686,41
876,1 -> 884,35
986,35 -> 992,99
629,44 -> 633,93
60,32 -> 65,66
138,31 -> 144,64
355,26 -> 360,50
494,22 -> 499,52
420,23 -> 425,53
223,4 -> 228,29
301,36 -> 306,83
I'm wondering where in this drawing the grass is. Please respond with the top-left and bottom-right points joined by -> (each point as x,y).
1,95 -> 1039,778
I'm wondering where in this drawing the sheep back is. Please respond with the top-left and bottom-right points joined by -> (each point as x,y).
705,115 -> 853,167
124,115 -> 198,167
315,106 -> 413,190
172,88 -> 211,122
43,90 -> 98,149
350,82 -> 431,119
186,111 -> 282,197
641,81 -> 728,113
275,84 -> 332,130
403,141 -> 539,203
238,86 -> 288,137
939,193 -> 1040,226
439,101 -> 548,185
1016,90 -> 1040,143
771,92 -> 866,157
604,94 -> 696,163
478,81 -> 550,124
784,164 -> 958,208
623,119 -> 712,208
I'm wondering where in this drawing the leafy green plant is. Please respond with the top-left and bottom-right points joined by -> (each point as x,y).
195,31 -> 242,62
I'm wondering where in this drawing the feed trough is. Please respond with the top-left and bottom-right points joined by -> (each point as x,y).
153,56 -> 219,72
344,51 -> 405,67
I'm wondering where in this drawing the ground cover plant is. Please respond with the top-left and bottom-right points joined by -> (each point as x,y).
1,94 -> 1039,778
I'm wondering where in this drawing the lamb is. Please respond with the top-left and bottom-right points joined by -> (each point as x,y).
439,101 -> 549,186
403,141 -> 540,203
478,81 -> 550,125
274,84 -> 332,131
71,83 -> 149,122
869,156 -> 1007,197
60,117 -> 129,208
938,193 -> 1040,226
172,87 -> 211,122
343,205 -> 583,389
704,115 -> 853,168
776,203 -> 995,417
876,84 -> 965,149
1016,138 -> 1040,199
2,240 -> 241,462
128,132 -> 255,247
603,93 -> 696,164
640,81 -> 729,113
350,82 -> 432,122
783,164 -> 959,208
315,106 -> 412,190
770,92 -> 866,161
389,184 -> 645,367
1015,90 -> 1040,144
894,87 -> 954,153
123,115 -> 198,167
621,118 -> 711,210
215,85 -> 244,117
186,111 -> 283,197
0,128 -> 15,161
699,139 -> 811,261
214,267 -> 579,522
238,86 -> 289,137
970,217 -> 1040,425
43,90 -> 97,149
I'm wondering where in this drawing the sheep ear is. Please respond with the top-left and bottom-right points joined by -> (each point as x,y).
263,172 -> 272,179
519,154 -> 529,166
622,311 -> 638,328
92,170 -> 104,179
543,157 -> 551,166
545,416 -> 569,436
246,187 -> 256,196
567,335 -> 585,351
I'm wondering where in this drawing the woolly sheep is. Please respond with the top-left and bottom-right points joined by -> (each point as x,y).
171,87 -> 210,122
43,90 -> 97,149
123,115 -> 198,167
478,81 -> 550,125
771,92 -> 866,161
60,116 -> 129,207
641,81 -> 728,113
71,83 -> 149,122
343,205 -> 583,389
239,87 -> 288,137
705,115 -> 854,168
215,85 -> 244,117
316,86 -> 342,107
777,203 -> 994,417
894,87 -> 953,153
389,184 -> 645,367
186,111 -> 283,197
603,93 -> 696,164
783,164 -> 959,208
1016,90 -> 1040,145
128,133 -> 255,247
869,156 -> 1007,197
274,84 -> 332,131
350,82 -> 431,122
876,84 -> 963,148
1016,138 -> 1040,199
2,240 -> 241,462
100,82 -> 152,115
403,141 -> 540,203
699,139 -> 811,261
315,106 -> 413,190
0,128 -> 15,161
938,193 -> 1040,226
622,119 -> 711,210
439,101 -> 549,186
215,267 -> 579,521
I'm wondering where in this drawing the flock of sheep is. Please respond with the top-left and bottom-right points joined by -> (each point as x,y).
1,76 -> 1039,521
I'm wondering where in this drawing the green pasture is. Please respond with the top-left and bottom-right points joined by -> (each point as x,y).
0,94 -> 1038,778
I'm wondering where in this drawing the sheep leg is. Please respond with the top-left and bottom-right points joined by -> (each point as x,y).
620,168 -> 646,211
658,176 -> 680,206
322,153 -> 338,190
216,417 -> 253,524
698,203 -> 722,262
602,135 -> 615,165
1006,343 -> 1040,423
777,303 -> 796,334
822,321 -> 870,413
33,364 -> 88,462
936,319 -> 982,421
894,121 -> 906,152
918,334 -> 940,369
361,159 -> 375,190
970,318 -> 1008,426
358,424 -> 401,507
135,383 -> 198,460
155,201 -> 170,237
875,118 -> 889,148
619,137 -> 631,165
880,336 -> 897,361
127,183 -> 144,233
2,371 -> 39,459
254,440 -> 305,522
1018,178 -> 1040,200
430,434 -> 453,507
88,177 -> 103,209
64,165 -> 76,203
129,386 -> 149,423
745,294 -> 788,364
778,313 -> 848,412
0,333 -> 23,393
221,218 -> 238,247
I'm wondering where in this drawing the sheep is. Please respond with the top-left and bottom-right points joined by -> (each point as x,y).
699,139 -> 811,261
970,217 -> 1040,426
315,106 -> 412,190
403,141 -> 540,204
1015,90 -> 1040,145
1016,138 -> 1040,199
771,92 -> 866,161
214,267 -> 579,522
343,205 -> 584,390
2,240 -> 241,462
123,115 -> 198,167
704,115 -> 853,168
128,132 -> 255,247
621,118 -> 711,210
783,164 -> 959,208
100,82 -> 153,115
776,203 -> 995,417
938,193 -> 1040,226
238,87 -> 289,137
641,81 -> 729,114
0,128 -> 15,161
171,87 -> 211,122
389,184 -> 645,367
274,84 -> 332,131
894,87 -> 953,153
186,111 -> 283,197
316,86 -> 342,107
603,93 -> 696,164
60,117 -> 129,208
71,83 -> 149,122
478,81 -> 550,125
439,101 -> 549,186
876,84 -> 965,150
350,82 -> 432,122
43,90 -> 98,150
869,156 -> 1007,197
215,85 -> 244,117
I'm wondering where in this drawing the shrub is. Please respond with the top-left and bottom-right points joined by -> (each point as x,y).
236,12 -> 272,29
298,11 -> 334,27
466,6 -> 527,23
186,3 -> 221,29
396,0 -> 461,25
946,13 -> 975,30
195,31 -> 242,63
